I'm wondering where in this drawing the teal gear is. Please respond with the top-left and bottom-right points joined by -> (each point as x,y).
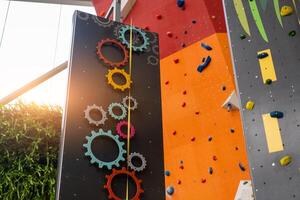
83,129 -> 126,170
108,102 -> 127,120
118,25 -> 150,52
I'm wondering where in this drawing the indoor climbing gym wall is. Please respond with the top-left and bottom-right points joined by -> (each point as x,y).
224,0 -> 300,199
92,0 -> 251,199
57,11 -> 165,199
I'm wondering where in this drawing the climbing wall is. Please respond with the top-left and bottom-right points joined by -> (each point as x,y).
92,0 -> 251,199
224,0 -> 300,199
57,11 -> 165,199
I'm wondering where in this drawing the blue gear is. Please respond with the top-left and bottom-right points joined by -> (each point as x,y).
118,25 -> 150,52
108,102 -> 127,120
83,129 -> 126,170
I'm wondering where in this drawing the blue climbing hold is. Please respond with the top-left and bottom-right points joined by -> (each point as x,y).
197,56 -> 211,73
165,170 -> 171,176
257,52 -> 268,59
167,186 -> 175,195
177,0 -> 185,7
201,43 -> 212,51
270,111 -> 284,119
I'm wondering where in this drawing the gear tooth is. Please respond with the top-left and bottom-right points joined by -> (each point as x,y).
83,143 -> 87,148
115,163 -> 120,167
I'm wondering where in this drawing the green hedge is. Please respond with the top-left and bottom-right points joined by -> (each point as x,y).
0,102 -> 61,200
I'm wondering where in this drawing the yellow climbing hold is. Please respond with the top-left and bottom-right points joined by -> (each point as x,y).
279,155 -> 292,166
245,101 -> 255,110
280,6 -> 293,17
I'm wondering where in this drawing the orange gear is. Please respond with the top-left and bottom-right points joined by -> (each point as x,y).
104,167 -> 144,200
96,38 -> 129,67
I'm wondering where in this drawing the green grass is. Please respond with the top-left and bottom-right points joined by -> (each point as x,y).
0,102 -> 61,200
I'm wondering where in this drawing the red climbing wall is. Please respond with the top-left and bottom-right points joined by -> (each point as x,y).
92,0 -> 251,199
92,0 -> 227,58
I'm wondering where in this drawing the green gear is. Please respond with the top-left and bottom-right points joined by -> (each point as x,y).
118,25 -> 150,52
83,129 -> 126,170
108,102 -> 127,120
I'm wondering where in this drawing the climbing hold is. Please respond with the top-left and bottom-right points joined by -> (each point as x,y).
144,26 -> 150,31
279,155 -> 292,166
173,58 -> 179,64
239,162 -> 246,171
201,178 -> 206,183
156,14 -> 162,20
172,131 -> 177,135
230,128 -> 235,133
280,6 -> 293,17
183,90 -> 187,95
166,186 -> 175,195
195,111 -> 200,115
213,155 -> 218,161
167,32 -> 173,38
240,33 -> 246,40
165,81 -> 169,85
181,43 -> 186,48
177,0 -> 185,8
201,43 -> 212,51
165,170 -> 171,176
177,180 -> 182,185
182,102 -> 186,107
179,165 -> 184,170
192,20 -> 197,24
191,137 -> 196,141
289,30 -> 296,37
197,56 -> 211,72
265,79 -> 272,85
209,167 -> 213,175
208,136 -> 213,142
245,101 -> 255,110
257,52 -> 268,59
270,111 -> 284,119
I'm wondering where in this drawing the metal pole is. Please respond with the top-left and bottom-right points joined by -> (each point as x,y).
0,61 -> 68,105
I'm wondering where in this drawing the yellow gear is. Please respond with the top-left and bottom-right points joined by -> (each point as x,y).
106,68 -> 132,91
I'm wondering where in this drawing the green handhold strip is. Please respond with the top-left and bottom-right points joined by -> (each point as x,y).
233,0 -> 251,36
259,0 -> 268,10
274,0 -> 283,27
249,0 -> 269,42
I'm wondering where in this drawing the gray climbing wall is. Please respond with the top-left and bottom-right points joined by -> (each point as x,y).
56,11 -> 165,199
223,0 -> 300,199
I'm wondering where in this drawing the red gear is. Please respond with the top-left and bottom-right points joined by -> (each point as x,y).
104,167 -> 144,200
96,38 -> 129,67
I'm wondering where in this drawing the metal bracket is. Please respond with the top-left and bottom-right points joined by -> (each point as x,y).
222,91 -> 240,111
105,0 -> 122,22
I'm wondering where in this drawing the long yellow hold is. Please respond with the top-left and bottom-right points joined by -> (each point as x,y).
262,114 -> 284,153
257,49 -> 277,83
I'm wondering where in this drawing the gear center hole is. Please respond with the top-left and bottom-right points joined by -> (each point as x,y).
112,106 -> 124,117
101,42 -> 125,64
112,73 -> 126,86
111,174 -> 137,199
120,124 -> 128,134
91,136 -> 119,162
89,109 -> 103,121
131,156 -> 143,168
125,30 -> 144,46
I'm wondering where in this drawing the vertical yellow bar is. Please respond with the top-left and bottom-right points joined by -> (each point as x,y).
257,49 -> 277,83
262,114 -> 284,153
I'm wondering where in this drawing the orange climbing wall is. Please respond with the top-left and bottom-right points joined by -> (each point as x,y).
160,33 -> 250,199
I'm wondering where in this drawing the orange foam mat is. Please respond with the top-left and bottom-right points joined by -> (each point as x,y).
160,33 -> 250,199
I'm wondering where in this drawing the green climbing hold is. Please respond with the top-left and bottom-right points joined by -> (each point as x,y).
240,33 -> 246,40
289,30 -> 296,37
265,79 -> 272,85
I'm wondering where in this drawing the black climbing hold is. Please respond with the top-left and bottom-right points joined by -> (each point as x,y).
208,136 -> 213,142
257,52 -> 269,59
270,111 -> 284,119
265,79 -> 272,85
177,0 -> 185,8
239,162 -> 246,171
201,43 -> 212,51
197,56 -> 211,72
289,30 -> 296,37
230,128 -> 235,133
240,33 -> 246,40
192,20 -> 197,24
